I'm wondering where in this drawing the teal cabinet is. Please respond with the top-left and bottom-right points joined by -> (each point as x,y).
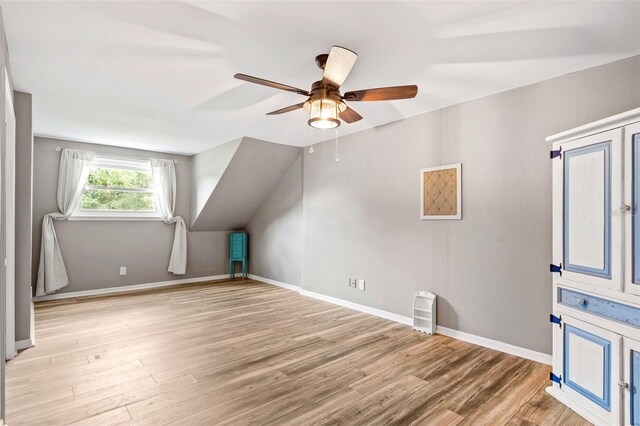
229,232 -> 248,279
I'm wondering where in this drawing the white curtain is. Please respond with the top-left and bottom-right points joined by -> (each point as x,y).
36,149 -> 94,296
151,159 -> 187,274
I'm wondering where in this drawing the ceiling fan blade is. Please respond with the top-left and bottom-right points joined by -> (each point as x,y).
343,85 -> 418,102
323,46 -> 358,88
339,106 -> 363,124
234,73 -> 309,96
266,103 -> 306,115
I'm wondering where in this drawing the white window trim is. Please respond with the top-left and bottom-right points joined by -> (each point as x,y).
71,154 -> 163,221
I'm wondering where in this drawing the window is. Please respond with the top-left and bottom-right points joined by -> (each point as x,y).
72,155 -> 161,219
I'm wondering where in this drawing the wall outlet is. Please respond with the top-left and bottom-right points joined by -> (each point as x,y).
358,279 -> 365,291
120,266 -> 127,276
347,278 -> 352,287
351,278 -> 357,288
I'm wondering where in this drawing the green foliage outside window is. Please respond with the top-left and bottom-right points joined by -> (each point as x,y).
81,168 -> 156,211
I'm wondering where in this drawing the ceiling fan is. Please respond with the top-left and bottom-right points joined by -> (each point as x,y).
234,45 -> 418,130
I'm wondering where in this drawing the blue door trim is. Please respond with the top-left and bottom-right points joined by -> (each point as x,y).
563,141 -> 612,279
633,133 -> 640,284
632,350 -> 640,425
563,324 -> 611,411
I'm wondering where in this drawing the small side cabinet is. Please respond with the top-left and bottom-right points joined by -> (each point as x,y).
229,232 -> 248,279
413,291 -> 436,334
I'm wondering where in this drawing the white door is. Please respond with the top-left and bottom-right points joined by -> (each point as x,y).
552,129 -> 623,291
557,314 -> 621,425
625,123 -> 640,297
4,71 -> 15,360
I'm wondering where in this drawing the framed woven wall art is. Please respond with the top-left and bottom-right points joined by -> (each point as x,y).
420,163 -> 462,220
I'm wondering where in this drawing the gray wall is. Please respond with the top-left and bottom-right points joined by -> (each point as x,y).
250,55 -> 640,355
32,137 -> 230,293
14,91 -> 31,343
247,155 -> 303,287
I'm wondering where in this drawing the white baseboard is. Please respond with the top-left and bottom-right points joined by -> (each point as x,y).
249,274 -> 551,365
247,274 -> 301,292
436,325 -> 551,365
32,274 -> 230,302
15,338 -> 34,350
300,288 -> 414,326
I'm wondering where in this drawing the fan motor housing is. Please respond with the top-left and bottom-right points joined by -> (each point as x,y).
303,80 -> 347,112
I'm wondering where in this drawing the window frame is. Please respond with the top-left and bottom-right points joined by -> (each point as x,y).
70,154 -> 163,221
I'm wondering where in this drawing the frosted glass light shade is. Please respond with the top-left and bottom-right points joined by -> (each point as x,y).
308,99 -> 340,129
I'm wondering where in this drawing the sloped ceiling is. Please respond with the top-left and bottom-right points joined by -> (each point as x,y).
2,1 -> 640,154
191,137 -> 301,231
191,137 -> 242,220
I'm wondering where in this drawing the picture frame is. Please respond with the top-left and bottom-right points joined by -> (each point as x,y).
420,163 -> 462,220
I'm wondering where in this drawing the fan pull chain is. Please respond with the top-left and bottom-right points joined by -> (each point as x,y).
309,126 -> 315,153
334,129 -> 340,162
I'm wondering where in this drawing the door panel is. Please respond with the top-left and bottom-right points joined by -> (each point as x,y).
625,123 -> 640,295
553,129 -> 623,291
558,315 -> 621,424
564,143 -> 610,277
565,324 -> 611,407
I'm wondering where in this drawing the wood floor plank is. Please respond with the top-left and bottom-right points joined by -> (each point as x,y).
214,369 -> 368,425
357,350 -> 513,424
8,373 -> 198,425
458,361 -> 550,425
263,386 -> 365,425
68,406 -> 131,426
506,384 -> 589,426
314,374 -> 430,425
411,408 -> 465,426
7,279 -> 584,425
126,369 -> 288,421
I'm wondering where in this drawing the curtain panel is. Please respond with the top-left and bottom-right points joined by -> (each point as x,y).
36,149 -> 94,296
151,159 -> 187,274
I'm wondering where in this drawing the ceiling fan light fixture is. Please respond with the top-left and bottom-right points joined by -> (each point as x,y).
308,98 -> 340,129
235,45 -> 417,129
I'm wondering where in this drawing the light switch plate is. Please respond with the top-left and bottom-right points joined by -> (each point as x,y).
358,279 -> 365,291
120,266 -> 127,276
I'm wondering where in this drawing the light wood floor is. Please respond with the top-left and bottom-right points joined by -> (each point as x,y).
6,279 -> 587,425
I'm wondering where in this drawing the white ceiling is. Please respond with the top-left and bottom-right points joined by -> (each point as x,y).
2,1 -> 639,155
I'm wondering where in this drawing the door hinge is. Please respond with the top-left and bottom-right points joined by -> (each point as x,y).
550,372 -> 562,386
550,148 -> 562,159
550,314 -> 562,328
550,263 -> 562,275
